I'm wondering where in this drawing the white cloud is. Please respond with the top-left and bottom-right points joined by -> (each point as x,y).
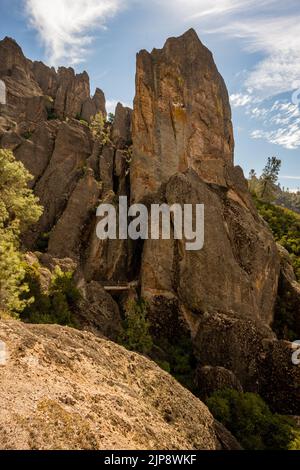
247,98 -> 300,149
251,119 -> 300,150
162,0 -> 274,20
281,176 -> 300,180
24,0 -> 125,65
230,93 -> 257,108
215,15 -> 300,97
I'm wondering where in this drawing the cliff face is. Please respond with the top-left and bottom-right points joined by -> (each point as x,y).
132,33 -> 279,323
131,29 -> 234,202
0,30 -> 299,415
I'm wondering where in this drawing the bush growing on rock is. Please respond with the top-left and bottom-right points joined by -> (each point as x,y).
90,112 -> 111,146
119,299 -> 153,354
21,266 -> 80,326
207,389 -> 300,450
255,198 -> 300,281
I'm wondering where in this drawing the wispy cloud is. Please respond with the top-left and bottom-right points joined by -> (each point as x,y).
230,93 -> 260,108
198,0 -> 300,149
24,0 -> 125,65
281,176 -> 300,180
215,14 -> 300,97
249,100 -> 300,149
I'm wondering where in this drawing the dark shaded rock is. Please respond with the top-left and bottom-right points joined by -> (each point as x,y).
112,102 -> 132,147
142,170 -> 280,325
48,169 -> 101,260
274,244 -> 300,339
14,121 -> 57,187
259,340 -> 300,415
193,311 -> 275,392
214,420 -> 243,450
25,120 -> 92,246
54,68 -> 90,119
31,61 -> 58,98
77,281 -> 122,340
99,145 -> 114,194
195,366 -> 243,400
81,88 -> 106,123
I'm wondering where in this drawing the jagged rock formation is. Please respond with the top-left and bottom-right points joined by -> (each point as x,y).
0,320 -> 220,450
0,30 -> 299,416
131,28 -> 234,202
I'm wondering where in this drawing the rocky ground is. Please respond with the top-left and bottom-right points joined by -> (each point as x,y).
0,320 -> 222,450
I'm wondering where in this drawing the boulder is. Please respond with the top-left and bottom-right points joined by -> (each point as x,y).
195,366 -> 243,400
259,340 -> 300,415
0,320 -> 219,450
141,170 -> 280,325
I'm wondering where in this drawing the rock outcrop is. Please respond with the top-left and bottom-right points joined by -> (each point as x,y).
131,28 -> 234,203
0,36 -> 106,130
0,320 -> 219,450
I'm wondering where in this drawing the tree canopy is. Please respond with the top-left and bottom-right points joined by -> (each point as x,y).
0,149 -> 42,316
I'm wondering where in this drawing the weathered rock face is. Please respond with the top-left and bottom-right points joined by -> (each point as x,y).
130,29 -> 288,406
0,36 -> 106,130
195,366 -> 243,401
131,28 -> 234,203
141,170 -> 279,326
259,339 -> 300,414
82,88 -> 107,123
25,120 -> 93,247
0,320 -> 219,450
112,102 -> 132,147
54,68 -> 90,120
48,169 -> 102,260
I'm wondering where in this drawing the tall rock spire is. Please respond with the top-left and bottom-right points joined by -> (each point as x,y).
131,28 -> 234,203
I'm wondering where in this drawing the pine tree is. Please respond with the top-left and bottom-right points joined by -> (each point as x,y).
0,149 -> 43,317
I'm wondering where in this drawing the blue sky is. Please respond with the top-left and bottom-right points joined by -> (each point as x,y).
1,0 -> 300,190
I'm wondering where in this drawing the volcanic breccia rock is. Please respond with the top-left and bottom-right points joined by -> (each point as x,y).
0,321 -> 219,450
0,29 -> 299,416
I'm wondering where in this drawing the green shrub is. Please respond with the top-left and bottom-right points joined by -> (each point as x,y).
47,109 -> 58,120
36,232 -> 50,252
21,266 -> 80,327
119,299 -> 153,354
207,389 -> 300,450
0,149 -> 42,317
108,113 -> 115,124
90,112 -> 112,146
255,197 -> 300,281
154,336 -> 196,391
22,131 -> 32,140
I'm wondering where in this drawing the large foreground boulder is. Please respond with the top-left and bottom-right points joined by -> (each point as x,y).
0,321 -> 219,450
